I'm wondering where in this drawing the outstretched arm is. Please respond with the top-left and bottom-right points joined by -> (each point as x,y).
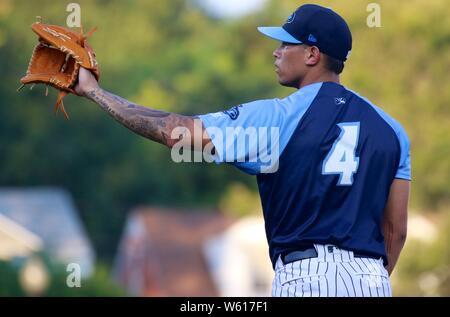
75,68 -> 210,150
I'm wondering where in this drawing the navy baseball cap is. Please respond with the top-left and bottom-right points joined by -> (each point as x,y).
258,4 -> 352,61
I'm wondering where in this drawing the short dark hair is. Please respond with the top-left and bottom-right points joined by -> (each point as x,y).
324,54 -> 345,74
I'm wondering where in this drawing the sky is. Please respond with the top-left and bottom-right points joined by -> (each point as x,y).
197,0 -> 268,19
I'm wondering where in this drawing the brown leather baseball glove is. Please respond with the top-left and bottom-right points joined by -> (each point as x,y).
19,21 -> 100,119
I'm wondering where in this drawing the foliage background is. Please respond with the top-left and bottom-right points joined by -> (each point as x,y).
0,0 -> 448,296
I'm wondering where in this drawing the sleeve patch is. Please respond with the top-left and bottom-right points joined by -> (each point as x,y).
222,105 -> 243,120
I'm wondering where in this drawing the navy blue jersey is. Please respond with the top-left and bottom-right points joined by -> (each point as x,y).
199,82 -> 411,268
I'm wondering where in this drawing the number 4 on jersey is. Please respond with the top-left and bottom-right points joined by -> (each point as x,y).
322,122 -> 360,186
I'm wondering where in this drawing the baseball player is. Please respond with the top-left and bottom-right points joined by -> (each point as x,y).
74,4 -> 410,297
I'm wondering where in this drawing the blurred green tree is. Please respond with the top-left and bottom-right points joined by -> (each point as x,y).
0,1 -> 448,298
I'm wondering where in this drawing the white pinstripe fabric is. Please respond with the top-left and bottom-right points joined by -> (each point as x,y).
271,244 -> 392,297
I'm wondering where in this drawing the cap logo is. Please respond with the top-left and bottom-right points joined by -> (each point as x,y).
308,34 -> 317,43
286,13 -> 296,23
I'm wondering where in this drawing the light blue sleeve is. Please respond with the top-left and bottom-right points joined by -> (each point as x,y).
370,108 -> 411,181
394,127 -> 411,180
198,83 -> 322,174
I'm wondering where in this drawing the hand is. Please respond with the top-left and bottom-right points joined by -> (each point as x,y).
75,67 -> 100,96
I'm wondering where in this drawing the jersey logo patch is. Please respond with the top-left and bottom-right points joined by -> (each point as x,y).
223,105 -> 242,120
334,97 -> 346,105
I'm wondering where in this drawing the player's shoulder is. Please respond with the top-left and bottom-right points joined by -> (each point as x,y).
344,88 -> 411,154
237,82 -> 322,113
271,82 -> 324,111
345,86 -> 409,138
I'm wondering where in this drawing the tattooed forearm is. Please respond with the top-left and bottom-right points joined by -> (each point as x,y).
85,88 -> 193,147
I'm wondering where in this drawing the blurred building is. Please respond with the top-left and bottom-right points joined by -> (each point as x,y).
114,207 -> 273,296
0,187 -> 95,278
0,213 -> 43,260
203,216 -> 273,296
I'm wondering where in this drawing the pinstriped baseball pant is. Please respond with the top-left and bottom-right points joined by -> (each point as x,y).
272,244 -> 392,297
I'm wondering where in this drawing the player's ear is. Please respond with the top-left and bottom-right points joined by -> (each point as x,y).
304,45 -> 321,66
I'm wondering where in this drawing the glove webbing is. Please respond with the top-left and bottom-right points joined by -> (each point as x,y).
53,24 -> 97,120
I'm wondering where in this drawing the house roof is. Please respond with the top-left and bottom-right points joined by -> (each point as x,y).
0,187 -> 95,276
114,207 -> 234,296
0,213 -> 43,260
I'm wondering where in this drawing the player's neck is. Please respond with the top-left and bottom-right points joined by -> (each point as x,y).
298,71 -> 340,89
